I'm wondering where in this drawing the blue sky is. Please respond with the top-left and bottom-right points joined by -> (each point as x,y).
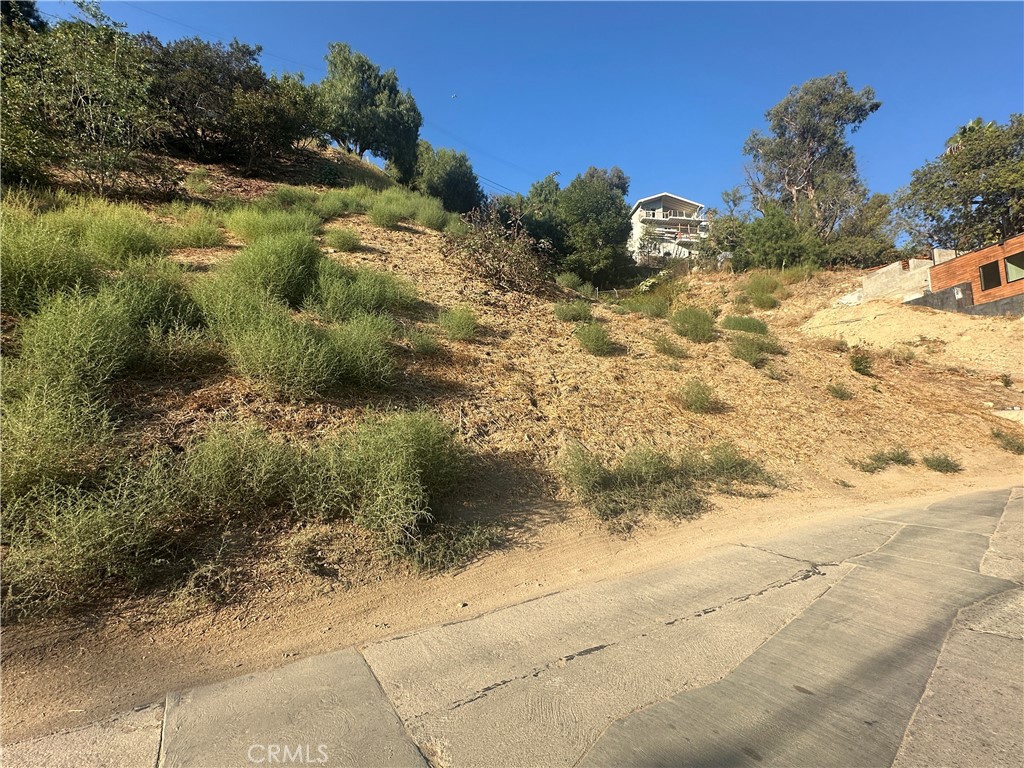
41,1 -> 1024,209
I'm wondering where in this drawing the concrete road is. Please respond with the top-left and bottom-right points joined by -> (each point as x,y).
4,488 -> 1021,768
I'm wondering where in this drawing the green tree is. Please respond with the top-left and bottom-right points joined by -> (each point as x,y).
411,141 -> 485,213
582,165 -> 630,196
1,18 -> 166,192
1,0 -> 47,31
744,72 -> 881,238
739,205 -> 824,270
143,35 -> 267,160
897,115 -> 1024,250
319,43 -> 421,178
558,170 -> 632,284
228,74 -> 313,174
826,193 -> 898,267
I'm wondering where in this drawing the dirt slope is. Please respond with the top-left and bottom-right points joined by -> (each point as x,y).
4,187 -> 1024,743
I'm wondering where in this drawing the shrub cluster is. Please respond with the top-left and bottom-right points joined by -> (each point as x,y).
730,333 -> 786,368
441,206 -> 548,292
2,413 -> 463,617
553,301 -> 593,322
561,441 -> 777,525
856,446 -> 915,473
575,322 -> 616,356
670,306 -> 716,343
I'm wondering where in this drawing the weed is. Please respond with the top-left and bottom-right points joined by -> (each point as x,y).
224,206 -> 320,242
184,167 -> 212,195
857,446 -> 915,473
309,260 -> 416,322
744,273 -> 781,296
730,333 -> 785,368
315,185 -> 378,217
438,306 -> 478,341
260,185 -> 320,213
620,294 -> 669,318
922,453 -> 964,473
779,264 -> 818,285
720,315 -> 768,334
999,373 -> 1013,388
553,301 -> 593,322
324,227 -> 361,252
329,313 -> 397,387
168,206 -> 226,248
575,322 -> 615,356
368,199 -> 405,229
670,306 -> 716,343
992,428 -> 1024,455
0,215 -> 100,315
749,292 -> 780,309
555,272 -> 585,291
827,383 -> 853,400
412,197 -> 449,231
822,337 -> 850,353
887,345 -> 916,366
652,333 -> 688,358
224,233 -> 321,309
407,329 -> 442,356
673,378 -> 725,414
408,522 -> 500,572
850,348 -> 874,376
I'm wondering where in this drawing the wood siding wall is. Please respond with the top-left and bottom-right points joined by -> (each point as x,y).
929,233 -> 1024,304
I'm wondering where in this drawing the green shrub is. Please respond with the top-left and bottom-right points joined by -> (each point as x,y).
553,301 -> 593,322
827,383 -> 853,400
260,185 -> 320,213
779,264 -> 818,285
652,334 -> 688,358
324,227 -> 361,252
620,294 -> 669,318
438,306 -> 478,341
0,216 -> 100,315
575,322 -> 615,355
670,306 -> 716,343
850,348 -> 874,376
309,261 -> 416,321
16,287 -> 145,392
857,446 -> 915,473
992,428 -> 1024,455
184,167 -> 212,195
674,378 -> 724,414
749,292 -> 780,309
730,333 -> 785,368
0,384 -> 115,499
323,185 -> 378,216
701,442 -> 777,488
721,315 -> 768,334
116,259 -> 205,331
556,272 -> 585,291
369,199 -> 404,229
329,312 -> 397,387
922,453 -> 964,473
224,206 -> 320,242
407,329 -> 441,356
407,522 -> 499,572
167,206 -> 226,248
744,273 -> 781,296
224,233 -> 322,309
412,196 -> 449,231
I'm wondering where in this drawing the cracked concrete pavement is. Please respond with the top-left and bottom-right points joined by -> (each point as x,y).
3,487 -> 1021,767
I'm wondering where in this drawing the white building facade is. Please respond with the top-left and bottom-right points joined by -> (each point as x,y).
628,192 -> 708,264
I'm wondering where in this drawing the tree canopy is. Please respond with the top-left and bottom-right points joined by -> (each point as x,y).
897,114 -> 1024,251
410,141 -> 485,214
744,72 -> 880,239
318,43 -> 421,179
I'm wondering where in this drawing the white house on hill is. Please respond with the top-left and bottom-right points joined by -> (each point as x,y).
628,192 -> 708,264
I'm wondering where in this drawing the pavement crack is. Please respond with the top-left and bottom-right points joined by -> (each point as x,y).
446,643 -> 617,711
664,562 -> 836,627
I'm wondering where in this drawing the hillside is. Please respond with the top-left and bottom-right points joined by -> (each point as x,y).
2,160 -> 1023,742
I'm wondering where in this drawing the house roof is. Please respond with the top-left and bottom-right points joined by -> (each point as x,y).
630,192 -> 704,216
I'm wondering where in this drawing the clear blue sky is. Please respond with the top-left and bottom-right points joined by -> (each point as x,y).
41,1 -> 1024,209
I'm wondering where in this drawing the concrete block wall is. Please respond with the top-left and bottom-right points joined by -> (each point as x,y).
862,259 -> 933,300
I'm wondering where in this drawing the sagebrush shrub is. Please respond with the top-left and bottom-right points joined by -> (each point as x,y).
438,306 -> 478,341
721,315 -> 768,334
224,233 -> 321,309
670,306 -> 715,343
553,301 -> 593,322
224,206 -> 320,242
575,322 -> 615,355
730,333 -> 785,368
324,227 -> 361,252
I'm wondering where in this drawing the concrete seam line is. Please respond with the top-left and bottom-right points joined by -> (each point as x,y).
157,693 -> 178,768
860,516 -> 997,537
862,550 -> 1014,579
356,648 -> 429,766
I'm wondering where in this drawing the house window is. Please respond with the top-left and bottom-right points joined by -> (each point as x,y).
979,260 -> 1002,291
1005,252 -> 1024,283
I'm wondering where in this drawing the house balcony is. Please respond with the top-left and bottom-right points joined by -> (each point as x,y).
639,209 -> 706,222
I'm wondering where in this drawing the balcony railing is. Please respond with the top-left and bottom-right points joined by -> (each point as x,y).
640,209 -> 705,221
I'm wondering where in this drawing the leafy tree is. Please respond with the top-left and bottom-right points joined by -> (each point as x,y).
744,72 -> 881,238
582,165 -> 630,196
228,74 -> 314,174
319,43 -> 421,177
826,193 -> 898,267
143,36 -> 267,160
1,18 -> 166,192
738,205 -> 824,270
897,114 -> 1024,250
411,141 -> 485,213
558,170 -> 632,284
635,222 -> 661,266
1,0 -> 47,31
